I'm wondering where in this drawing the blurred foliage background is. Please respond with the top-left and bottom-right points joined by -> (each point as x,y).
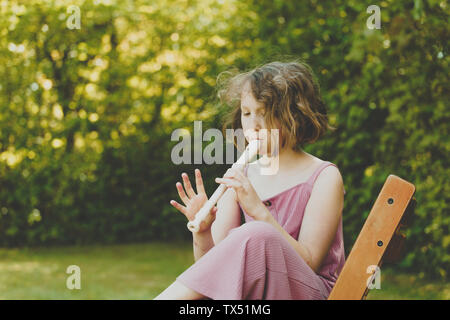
0,0 -> 448,282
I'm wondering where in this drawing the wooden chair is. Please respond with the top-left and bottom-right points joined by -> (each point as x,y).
328,174 -> 416,300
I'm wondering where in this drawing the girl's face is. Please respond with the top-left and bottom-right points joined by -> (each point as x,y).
240,81 -> 280,157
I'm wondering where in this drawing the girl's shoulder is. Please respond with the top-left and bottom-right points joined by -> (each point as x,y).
307,160 -> 346,195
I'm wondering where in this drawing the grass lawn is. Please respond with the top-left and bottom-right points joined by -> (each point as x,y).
0,242 -> 447,300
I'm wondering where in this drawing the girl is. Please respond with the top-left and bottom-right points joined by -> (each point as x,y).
154,60 -> 346,300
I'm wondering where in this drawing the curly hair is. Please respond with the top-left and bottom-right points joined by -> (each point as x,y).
217,60 -> 335,151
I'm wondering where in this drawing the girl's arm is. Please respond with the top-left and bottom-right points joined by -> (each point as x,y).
192,229 -> 214,262
297,166 -> 344,272
211,188 -> 242,245
193,188 -> 241,261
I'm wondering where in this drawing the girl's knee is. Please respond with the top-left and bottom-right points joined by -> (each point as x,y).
230,221 -> 279,243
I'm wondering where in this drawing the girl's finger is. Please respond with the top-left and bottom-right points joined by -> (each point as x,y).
230,168 -> 246,182
215,177 -> 242,189
170,200 -> 188,216
176,182 -> 190,205
195,169 -> 206,195
223,168 -> 245,184
182,173 -> 196,199
223,168 -> 236,179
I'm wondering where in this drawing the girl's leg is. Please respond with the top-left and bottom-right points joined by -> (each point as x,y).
153,280 -> 207,300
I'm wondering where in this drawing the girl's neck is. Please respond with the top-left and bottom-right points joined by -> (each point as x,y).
260,146 -> 311,173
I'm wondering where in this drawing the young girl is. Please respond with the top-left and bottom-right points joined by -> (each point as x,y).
154,60 -> 346,300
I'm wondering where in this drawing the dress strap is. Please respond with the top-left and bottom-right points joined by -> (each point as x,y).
245,161 -> 346,194
306,161 -> 336,187
306,161 -> 346,195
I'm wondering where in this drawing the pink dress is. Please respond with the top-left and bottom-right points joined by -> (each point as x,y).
176,161 -> 346,300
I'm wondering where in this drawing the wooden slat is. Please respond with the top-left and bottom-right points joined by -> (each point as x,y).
328,175 -> 415,300
383,197 -> 415,263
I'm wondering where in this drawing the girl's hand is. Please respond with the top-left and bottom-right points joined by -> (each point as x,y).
215,167 -> 268,221
170,169 -> 218,233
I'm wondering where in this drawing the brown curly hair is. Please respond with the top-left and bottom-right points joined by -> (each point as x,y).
217,60 -> 335,151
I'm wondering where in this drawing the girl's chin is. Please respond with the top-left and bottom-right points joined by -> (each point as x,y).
257,142 -> 273,156
247,139 -> 276,156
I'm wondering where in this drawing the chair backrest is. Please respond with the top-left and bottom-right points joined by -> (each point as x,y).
328,174 -> 416,300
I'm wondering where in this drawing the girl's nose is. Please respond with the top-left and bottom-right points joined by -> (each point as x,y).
248,125 -> 261,139
247,126 -> 262,140
250,116 -> 263,130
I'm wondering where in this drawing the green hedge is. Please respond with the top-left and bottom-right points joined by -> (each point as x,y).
0,0 -> 448,279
